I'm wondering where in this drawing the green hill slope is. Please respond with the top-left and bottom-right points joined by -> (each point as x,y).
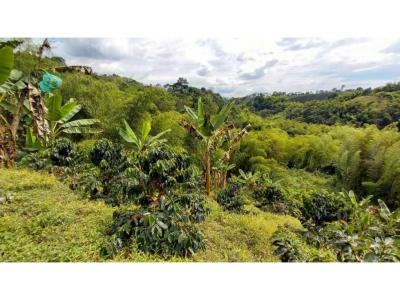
0,169 -> 301,262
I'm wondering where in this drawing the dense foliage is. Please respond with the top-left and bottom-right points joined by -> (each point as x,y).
300,190 -> 350,225
1,40 -> 399,262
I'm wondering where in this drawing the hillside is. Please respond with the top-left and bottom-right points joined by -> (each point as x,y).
0,41 -> 399,263
240,88 -> 400,128
0,169 -> 303,262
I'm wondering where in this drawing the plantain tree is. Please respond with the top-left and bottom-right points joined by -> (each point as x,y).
119,118 -> 171,153
0,45 -> 16,167
218,123 -> 251,188
180,97 -> 235,195
1,38 -> 95,167
45,91 -> 101,141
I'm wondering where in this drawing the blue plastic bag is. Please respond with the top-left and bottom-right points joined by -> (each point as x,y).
39,71 -> 62,93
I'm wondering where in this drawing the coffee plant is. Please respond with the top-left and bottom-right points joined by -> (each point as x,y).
103,192 -> 207,257
252,183 -> 300,217
49,138 -> 82,167
300,190 -> 350,225
216,183 -> 246,212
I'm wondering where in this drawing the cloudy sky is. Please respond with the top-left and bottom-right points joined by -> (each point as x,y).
48,38 -> 400,97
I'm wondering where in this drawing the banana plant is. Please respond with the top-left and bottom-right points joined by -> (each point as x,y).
0,46 -> 14,86
236,169 -> 261,188
45,91 -> 101,141
24,127 -> 43,152
0,45 -> 16,167
119,118 -> 171,153
180,97 -> 235,195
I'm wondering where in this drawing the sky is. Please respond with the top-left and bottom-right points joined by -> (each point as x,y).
47,37 -> 400,97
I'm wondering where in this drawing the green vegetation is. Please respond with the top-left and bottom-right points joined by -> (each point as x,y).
0,169 -> 114,262
1,39 -> 399,262
0,168 -> 301,262
45,91 -> 100,141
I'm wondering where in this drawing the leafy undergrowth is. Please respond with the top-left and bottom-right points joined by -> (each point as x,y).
191,202 -> 301,262
0,169 -> 301,262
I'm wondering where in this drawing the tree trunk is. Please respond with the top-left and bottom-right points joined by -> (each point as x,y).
205,145 -> 211,196
10,92 -> 25,140
0,123 -> 16,168
221,171 -> 227,189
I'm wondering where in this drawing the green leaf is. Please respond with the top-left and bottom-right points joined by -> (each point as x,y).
378,199 -> 391,218
143,213 -> 156,226
184,105 -> 198,122
348,190 -> 357,206
0,46 -> 14,86
60,119 -> 100,128
178,233 -> 187,245
119,119 -> 139,146
141,118 -> 151,141
59,99 -> 81,123
392,208 -> 400,221
147,129 -> 171,145
25,127 -> 35,146
24,127 -> 42,151
359,195 -> 372,208
45,92 -> 63,121
197,97 -> 204,128
364,252 -> 377,262
156,220 -> 168,230
9,69 -> 22,81
211,101 -> 233,130
0,101 -> 16,113
61,127 -> 102,134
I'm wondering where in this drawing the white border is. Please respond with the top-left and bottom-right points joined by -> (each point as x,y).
0,263 -> 398,299
1,0 -> 400,37
1,1 -> 399,299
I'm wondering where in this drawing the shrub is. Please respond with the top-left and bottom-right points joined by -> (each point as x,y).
104,193 -> 207,257
18,138 -> 82,171
315,197 -> 400,262
77,139 -> 97,155
271,225 -> 336,262
101,145 -> 209,257
216,183 -> 246,212
18,152 -> 51,171
49,138 -> 81,167
75,139 -> 129,202
300,190 -> 350,225
90,138 -> 127,171
252,183 -> 299,217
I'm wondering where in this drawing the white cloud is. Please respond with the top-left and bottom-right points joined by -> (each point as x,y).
48,37 -> 400,97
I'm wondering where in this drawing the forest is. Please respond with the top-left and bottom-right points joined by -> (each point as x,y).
0,39 -> 399,262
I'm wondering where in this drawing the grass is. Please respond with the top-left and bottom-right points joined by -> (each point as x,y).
192,202 -> 301,262
0,169 -> 114,262
0,168 -> 302,262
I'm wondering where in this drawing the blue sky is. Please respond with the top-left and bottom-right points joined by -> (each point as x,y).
47,38 -> 400,97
